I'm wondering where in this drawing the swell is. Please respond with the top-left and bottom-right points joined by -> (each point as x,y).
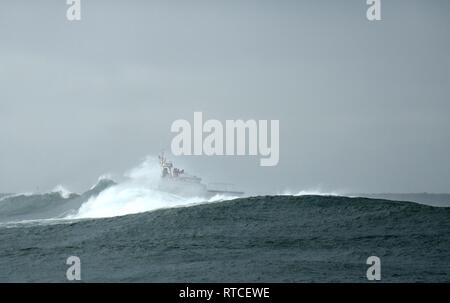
0,179 -> 116,223
0,195 -> 449,282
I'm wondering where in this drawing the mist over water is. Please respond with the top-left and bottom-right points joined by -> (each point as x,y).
7,154 -> 441,224
5,155 -> 445,224
68,156 -> 241,219
0,156 -> 351,223
0,156 -> 243,225
0,155 -> 340,225
67,157 -> 340,219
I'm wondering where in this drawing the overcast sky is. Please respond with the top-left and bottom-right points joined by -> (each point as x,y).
1,0 -> 449,194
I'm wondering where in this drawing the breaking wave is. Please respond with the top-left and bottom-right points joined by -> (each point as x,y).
279,188 -> 341,197
0,156 -> 239,223
1,157 -> 450,282
51,185 -> 74,199
3,156 -> 448,224
68,156 -> 240,219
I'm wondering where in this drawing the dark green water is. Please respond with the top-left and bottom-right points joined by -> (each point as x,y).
0,194 -> 449,282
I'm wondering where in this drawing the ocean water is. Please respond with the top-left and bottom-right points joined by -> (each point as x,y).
0,187 -> 449,282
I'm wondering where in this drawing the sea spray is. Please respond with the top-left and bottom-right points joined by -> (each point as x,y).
69,156 -> 238,219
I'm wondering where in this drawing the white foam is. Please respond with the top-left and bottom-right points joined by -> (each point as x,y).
51,185 -> 73,199
68,156 -> 237,219
89,174 -> 115,190
279,188 -> 341,197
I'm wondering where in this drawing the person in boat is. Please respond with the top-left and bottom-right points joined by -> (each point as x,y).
172,167 -> 184,178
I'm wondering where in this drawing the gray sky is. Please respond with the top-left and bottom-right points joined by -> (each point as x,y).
1,0 -> 449,194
